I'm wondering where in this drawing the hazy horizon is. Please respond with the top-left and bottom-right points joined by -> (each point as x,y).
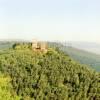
0,0 -> 100,43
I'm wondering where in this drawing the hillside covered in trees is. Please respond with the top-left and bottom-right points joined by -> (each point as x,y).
0,43 -> 100,100
48,42 -> 100,71
0,41 -> 100,71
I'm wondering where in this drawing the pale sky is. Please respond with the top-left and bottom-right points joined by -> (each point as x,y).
0,0 -> 100,42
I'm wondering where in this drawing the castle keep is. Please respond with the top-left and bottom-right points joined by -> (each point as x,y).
32,39 -> 47,53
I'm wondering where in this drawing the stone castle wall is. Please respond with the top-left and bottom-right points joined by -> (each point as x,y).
32,39 -> 47,52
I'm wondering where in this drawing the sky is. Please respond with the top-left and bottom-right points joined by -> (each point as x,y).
0,0 -> 100,42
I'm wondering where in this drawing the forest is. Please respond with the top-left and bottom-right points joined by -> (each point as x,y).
0,42 -> 100,100
48,42 -> 100,71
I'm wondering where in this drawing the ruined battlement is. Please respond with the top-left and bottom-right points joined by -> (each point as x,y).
32,39 -> 47,53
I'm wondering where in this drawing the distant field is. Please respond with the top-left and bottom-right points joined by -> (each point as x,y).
62,47 -> 100,71
48,42 -> 100,71
0,42 -> 13,49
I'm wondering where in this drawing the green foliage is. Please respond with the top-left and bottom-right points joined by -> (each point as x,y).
12,43 -> 32,50
0,43 -> 100,99
0,73 -> 20,100
48,42 -> 100,71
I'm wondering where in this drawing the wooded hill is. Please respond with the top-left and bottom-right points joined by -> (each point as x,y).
0,41 -> 100,71
0,43 -> 99,100
48,42 -> 100,72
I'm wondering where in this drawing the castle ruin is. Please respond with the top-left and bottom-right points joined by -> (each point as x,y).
32,39 -> 47,53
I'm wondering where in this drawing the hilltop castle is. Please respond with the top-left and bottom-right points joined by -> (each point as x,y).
32,39 -> 47,53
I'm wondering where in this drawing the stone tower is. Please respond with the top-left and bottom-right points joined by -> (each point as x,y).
32,39 -> 47,53
32,39 -> 38,50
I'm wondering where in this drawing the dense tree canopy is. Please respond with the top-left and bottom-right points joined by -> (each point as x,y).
48,42 -> 100,71
0,43 -> 100,100
0,73 -> 20,100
